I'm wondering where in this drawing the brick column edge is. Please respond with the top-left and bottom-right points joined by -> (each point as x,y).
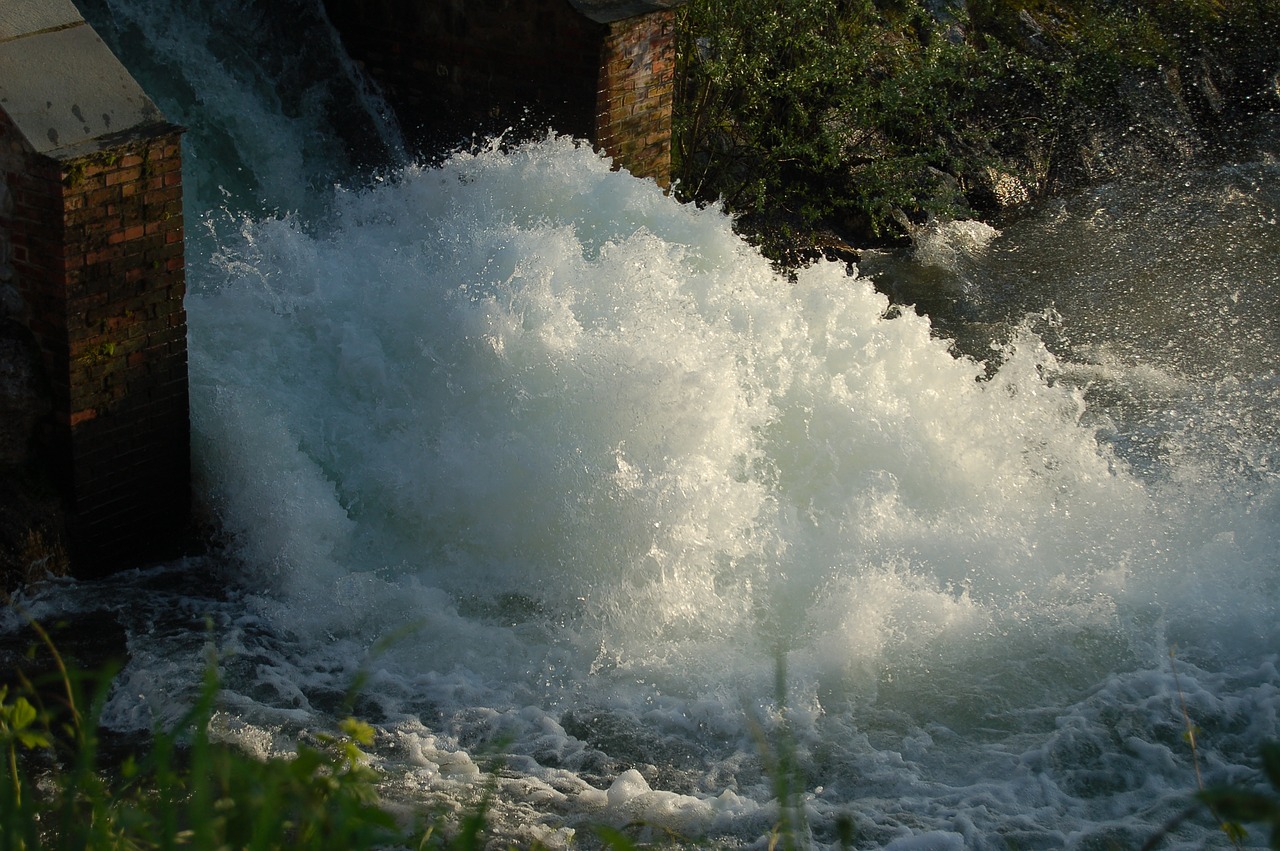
594,10 -> 676,188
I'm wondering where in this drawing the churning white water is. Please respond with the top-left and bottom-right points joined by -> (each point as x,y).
8,1 -> 1279,848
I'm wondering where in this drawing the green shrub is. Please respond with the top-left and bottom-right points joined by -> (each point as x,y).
674,0 -> 984,256
673,0 -> 1280,262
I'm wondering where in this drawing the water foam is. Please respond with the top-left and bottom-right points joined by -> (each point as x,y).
176,136 -> 1279,846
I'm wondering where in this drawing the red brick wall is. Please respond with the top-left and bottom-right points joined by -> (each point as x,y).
595,10 -> 676,187
0,117 -> 190,574
60,133 -> 190,573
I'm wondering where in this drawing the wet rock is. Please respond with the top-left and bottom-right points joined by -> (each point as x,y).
969,167 -> 1031,213
0,471 -> 70,594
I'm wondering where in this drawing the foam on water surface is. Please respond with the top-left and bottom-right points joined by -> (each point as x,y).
167,136 -> 1280,846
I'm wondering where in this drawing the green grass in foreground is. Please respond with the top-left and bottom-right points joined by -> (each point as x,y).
2,621 -> 1278,850
0,622 -> 410,850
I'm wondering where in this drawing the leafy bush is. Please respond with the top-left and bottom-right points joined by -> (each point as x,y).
673,0 -> 1280,262
674,0 -> 986,257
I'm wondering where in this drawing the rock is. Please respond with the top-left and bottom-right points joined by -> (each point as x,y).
968,167 -> 1030,213
0,312 -> 66,593
0,471 -> 70,594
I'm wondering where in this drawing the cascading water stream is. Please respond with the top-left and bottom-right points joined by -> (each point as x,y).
6,0 -> 1278,847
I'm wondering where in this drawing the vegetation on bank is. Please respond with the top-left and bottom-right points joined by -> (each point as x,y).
672,0 -> 1280,262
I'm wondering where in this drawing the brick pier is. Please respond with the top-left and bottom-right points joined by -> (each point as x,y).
595,10 -> 677,187
323,0 -> 685,187
0,0 -> 189,575
0,0 -> 683,579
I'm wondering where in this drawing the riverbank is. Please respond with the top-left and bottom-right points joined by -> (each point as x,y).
672,0 -> 1280,263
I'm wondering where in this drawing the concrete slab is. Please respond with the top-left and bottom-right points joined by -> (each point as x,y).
0,0 -> 84,44
0,23 -> 163,158
567,0 -> 686,24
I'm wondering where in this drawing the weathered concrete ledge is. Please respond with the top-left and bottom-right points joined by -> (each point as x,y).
0,0 -> 190,578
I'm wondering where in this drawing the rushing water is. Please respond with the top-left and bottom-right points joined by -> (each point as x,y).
6,1 -> 1279,848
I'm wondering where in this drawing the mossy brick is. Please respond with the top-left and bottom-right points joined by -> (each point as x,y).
85,185 -> 121,207
156,236 -> 184,257
150,154 -> 180,173
82,245 -> 126,267
136,285 -> 174,308
101,166 -> 139,185
123,240 -> 165,263
125,372 -> 175,398
143,185 -> 181,206
67,333 -> 111,359
62,192 -> 88,212
132,316 -> 171,340
68,291 -> 111,315
80,354 -> 127,382
145,324 -> 184,347
66,168 -> 109,190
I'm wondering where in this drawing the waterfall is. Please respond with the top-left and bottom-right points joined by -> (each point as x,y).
9,1 -> 1277,846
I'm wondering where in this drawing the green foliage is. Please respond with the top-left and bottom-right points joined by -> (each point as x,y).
0,685 -> 51,815
673,0 -> 1280,262
674,0 -> 984,257
674,0 -> 859,241
1197,741 -> 1280,849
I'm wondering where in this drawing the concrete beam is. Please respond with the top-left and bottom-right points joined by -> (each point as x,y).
566,0 -> 687,24
0,6 -> 166,160
0,0 -> 83,43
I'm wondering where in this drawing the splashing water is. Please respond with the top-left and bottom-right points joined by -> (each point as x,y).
10,1 -> 1279,847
